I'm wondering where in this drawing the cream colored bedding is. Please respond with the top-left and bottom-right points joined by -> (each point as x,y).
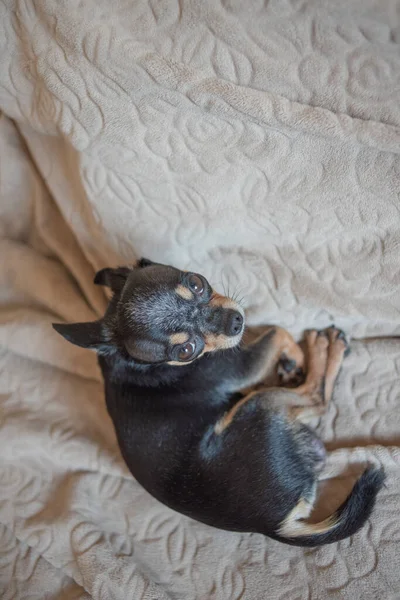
0,1 -> 399,597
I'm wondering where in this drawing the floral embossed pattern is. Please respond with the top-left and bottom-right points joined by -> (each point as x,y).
0,0 -> 400,598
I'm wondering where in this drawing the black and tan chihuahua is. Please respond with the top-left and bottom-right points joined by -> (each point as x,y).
53,259 -> 384,547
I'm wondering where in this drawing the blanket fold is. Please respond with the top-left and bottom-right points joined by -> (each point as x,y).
0,1 -> 399,598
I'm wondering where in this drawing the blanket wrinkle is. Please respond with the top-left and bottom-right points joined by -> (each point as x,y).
0,1 -> 400,598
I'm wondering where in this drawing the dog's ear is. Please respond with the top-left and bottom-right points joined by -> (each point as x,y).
137,257 -> 155,268
52,321 -> 110,351
94,267 -> 131,292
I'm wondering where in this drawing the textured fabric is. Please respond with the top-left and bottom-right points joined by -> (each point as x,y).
0,0 -> 399,598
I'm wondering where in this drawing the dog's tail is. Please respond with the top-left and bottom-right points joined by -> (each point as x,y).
273,466 -> 385,547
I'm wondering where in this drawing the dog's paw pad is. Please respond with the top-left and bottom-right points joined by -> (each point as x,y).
279,356 -> 296,373
278,355 -> 305,385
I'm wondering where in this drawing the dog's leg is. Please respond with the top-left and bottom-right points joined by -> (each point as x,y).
225,326 -> 304,392
323,326 -> 350,406
284,326 -> 349,421
233,327 -> 348,419
214,327 -> 349,487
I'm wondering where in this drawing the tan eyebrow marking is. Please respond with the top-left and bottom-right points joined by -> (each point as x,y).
166,360 -> 192,367
175,284 -> 193,301
170,332 -> 190,346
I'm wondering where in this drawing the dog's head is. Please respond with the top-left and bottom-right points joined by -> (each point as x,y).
53,259 -> 245,366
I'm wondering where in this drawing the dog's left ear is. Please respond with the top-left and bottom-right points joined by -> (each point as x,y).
52,321 -> 111,351
137,258 -> 155,268
94,267 -> 131,293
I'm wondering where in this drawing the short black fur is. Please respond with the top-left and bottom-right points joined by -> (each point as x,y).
52,259 -> 385,546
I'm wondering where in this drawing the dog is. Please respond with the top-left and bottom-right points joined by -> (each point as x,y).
53,259 -> 385,546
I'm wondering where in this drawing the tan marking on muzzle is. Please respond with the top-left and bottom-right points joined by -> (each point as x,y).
203,330 -> 243,354
202,293 -> 245,354
175,284 -> 193,301
209,292 -> 241,311
203,333 -> 230,353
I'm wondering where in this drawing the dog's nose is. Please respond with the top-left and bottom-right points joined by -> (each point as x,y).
224,310 -> 244,337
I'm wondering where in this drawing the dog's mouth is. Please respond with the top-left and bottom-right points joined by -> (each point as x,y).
203,328 -> 243,353
203,292 -> 245,353
166,296 -> 244,365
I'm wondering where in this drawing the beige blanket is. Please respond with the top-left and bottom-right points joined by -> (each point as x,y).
1,0 -> 400,597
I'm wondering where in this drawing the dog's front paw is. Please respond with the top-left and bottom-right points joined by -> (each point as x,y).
326,325 -> 351,357
278,346 -> 305,386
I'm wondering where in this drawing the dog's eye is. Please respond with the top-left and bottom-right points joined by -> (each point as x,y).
178,341 -> 196,361
187,274 -> 204,295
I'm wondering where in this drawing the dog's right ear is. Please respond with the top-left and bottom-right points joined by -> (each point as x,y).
52,321 -> 111,351
94,267 -> 131,293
